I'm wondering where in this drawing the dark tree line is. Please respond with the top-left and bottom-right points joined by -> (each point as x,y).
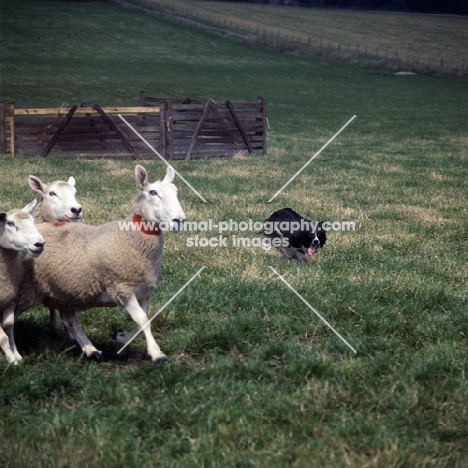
211,0 -> 468,15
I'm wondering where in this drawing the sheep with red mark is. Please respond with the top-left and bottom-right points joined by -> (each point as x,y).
28,175 -> 83,334
15,165 -> 185,362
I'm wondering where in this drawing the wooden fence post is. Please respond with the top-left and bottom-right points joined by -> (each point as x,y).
0,103 -> 6,154
258,96 -> 267,155
159,101 -> 167,159
167,103 -> 174,161
9,103 -> 15,157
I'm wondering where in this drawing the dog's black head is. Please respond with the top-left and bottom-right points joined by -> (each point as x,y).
306,220 -> 327,256
289,219 -> 326,256
262,208 -> 327,260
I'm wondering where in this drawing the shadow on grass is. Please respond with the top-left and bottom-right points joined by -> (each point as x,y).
13,314 -> 144,365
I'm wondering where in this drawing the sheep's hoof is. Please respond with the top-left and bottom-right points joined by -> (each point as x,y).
90,351 -> 103,362
14,354 -> 23,363
153,354 -> 169,363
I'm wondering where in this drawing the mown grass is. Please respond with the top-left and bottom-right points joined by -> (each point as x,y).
130,0 -> 468,72
1,1 -> 468,467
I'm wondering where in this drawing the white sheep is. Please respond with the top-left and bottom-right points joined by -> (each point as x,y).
0,200 -> 45,365
28,175 -> 83,334
29,175 -> 83,224
16,164 -> 186,362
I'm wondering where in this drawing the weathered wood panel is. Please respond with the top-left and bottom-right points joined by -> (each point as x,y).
140,93 -> 266,159
1,96 -> 266,159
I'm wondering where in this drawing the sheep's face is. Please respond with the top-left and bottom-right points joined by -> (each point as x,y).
0,200 -> 45,257
134,165 -> 186,232
29,175 -> 83,221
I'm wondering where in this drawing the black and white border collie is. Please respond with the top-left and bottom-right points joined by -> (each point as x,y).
261,208 -> 327,261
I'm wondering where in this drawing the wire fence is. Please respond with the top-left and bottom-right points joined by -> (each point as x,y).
126,0 -> 468,78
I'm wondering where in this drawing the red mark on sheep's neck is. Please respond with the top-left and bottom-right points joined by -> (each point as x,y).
132,214 -> 161,236
51,221 -> 66,227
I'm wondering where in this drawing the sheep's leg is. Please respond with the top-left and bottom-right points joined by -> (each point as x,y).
0,326 -> 18,365
4,308 -> 22,362
45,308 -> 59,335
124,294 -> 167,362
55,310 -> 75,340
61,311 -> 103,361
113,295 -> 150,345
1,305 -> 21,365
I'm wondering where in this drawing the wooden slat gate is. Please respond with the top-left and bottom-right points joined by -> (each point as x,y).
0,103 -> 161,159
140,93 -> 267,160
0,94 -> 267,159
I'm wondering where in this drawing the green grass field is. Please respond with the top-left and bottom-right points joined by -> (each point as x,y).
130,0 -> 468,73
1,1 -> 468,466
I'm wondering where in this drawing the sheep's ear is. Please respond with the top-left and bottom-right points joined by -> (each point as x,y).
29,175 -> 46,194
135,165 -> 148,190
163,165 -> 175,184
67,176 -> 76,187
21,199 -> 37,214
0,212 -> 6,223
